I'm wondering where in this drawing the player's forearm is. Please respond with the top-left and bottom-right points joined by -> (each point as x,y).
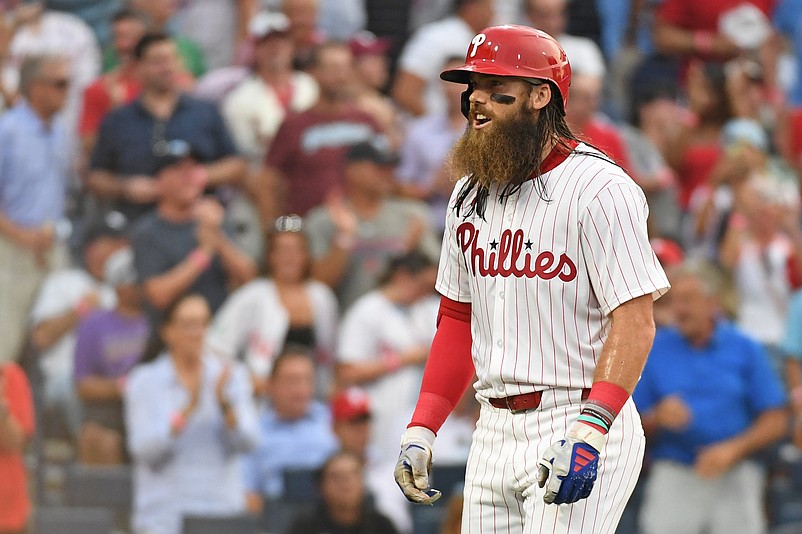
409,297 -> 475,434
593,294 -> 656,393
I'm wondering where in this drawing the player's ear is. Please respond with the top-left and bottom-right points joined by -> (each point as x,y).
527,82 -> 552,111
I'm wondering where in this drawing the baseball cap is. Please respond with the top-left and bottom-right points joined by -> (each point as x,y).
721,118 -> 769,153
348,31 -> 391,57
249,11 -> 290,40
331,388 -> 372,422
346,139 -> 400,166
104,247 -> 137,287
83,211 -> 128,243
153,139 -> 198,174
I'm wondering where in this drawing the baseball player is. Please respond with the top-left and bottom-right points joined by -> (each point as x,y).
393,25 -> 670,533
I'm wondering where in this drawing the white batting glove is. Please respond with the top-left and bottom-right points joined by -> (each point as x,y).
536,423 -> 605,505
394,426 -> 442,505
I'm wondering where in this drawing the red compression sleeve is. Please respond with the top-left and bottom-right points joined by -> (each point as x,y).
408,296 -> 474,434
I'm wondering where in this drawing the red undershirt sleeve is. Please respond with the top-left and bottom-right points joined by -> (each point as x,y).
408,296 -> 475,434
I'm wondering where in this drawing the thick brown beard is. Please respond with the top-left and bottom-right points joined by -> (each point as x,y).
448,109 -> 543,190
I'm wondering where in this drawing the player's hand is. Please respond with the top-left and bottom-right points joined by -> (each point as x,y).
394,426 -> 442,505
536,424 -> 604,505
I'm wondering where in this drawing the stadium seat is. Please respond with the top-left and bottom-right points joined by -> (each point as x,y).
182,514 -> 261,534
430,463 -> 466,501
34,506 -> 114,534
64,464 -> 133,511
282,467 -> 320,503
772,521 -> 802,534
263,499 -> 311,534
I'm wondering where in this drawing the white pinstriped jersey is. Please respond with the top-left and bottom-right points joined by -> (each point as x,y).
435,143 -> 670,400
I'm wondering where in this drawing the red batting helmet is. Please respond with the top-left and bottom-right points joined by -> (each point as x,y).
441,25 -> 571,111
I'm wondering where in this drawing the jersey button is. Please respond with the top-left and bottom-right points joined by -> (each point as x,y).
499,291 -> 505,299
496,339 -> 503,348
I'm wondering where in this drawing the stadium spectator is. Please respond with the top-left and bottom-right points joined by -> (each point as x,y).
392,0 -> 494,117
88,33 -> 246,223
28,215 -> 123,437
175,0 -> 256,71
74,247 -> 149,465
126,0 -> 206,78
285,450 -> 399,534
0,362 -> 34,534
242,346 -> 338,511
208,214 -> 338,394
125,293 -> 259,534
2,3 -> 100,139
255,41 -> 381,222
335,252 -> 435,463
565,71 -> 635,172
222,11 -> 318,165
620,83 -> 683,240
523,0 -> 606,78
0,55 -> 72,364
634,261 -> 787,534
282,0 -> 325,70
331,387 -> 412,533
79,8 -> 146,157
347,31 -> 402,148
130,139 -> 256,324
396,56 -> 469,234
718,172 -> 802,368
665,61 -> 730,212
305,140 -> 439,308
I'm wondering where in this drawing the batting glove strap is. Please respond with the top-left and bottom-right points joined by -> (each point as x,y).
567,421 -> 606,453
394,426 -> 442,505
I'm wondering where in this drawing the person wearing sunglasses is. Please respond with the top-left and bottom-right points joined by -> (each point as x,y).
0,54 -> 71,365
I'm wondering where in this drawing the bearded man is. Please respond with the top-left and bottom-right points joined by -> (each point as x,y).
391,25 -> 670,534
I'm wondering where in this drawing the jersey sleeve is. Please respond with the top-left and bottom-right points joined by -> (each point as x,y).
434,181 -> 472,303
579,182 -> 669,316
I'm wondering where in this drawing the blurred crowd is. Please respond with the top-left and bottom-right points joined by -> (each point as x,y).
2,0 -> 802,533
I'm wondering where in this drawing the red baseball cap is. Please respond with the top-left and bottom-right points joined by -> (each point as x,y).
651,238 -> 684,268
331,388 -> 372,422
348,31 -> 391,57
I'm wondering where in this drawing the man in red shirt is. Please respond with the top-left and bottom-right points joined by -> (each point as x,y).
0,362 -> 35,534
565,71 -> 635,176
654,0 -> 774,62
254,41 -> 381,226
79,9 -> 145,155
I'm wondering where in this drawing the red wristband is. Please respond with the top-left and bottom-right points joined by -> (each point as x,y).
586,381 -> 629,417
188,248 -> 211,271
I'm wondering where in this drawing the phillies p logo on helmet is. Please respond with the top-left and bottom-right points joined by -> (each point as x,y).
470,33 -> 487,57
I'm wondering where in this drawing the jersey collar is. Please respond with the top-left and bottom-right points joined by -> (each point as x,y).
539,139 -> 579,175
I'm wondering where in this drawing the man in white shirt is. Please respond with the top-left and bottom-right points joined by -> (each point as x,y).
392,0 -> 495,117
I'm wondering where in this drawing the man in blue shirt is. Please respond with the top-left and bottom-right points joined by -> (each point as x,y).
242,346 -> 339,514
0,54 -> 71,363
634,261 -> 787,534
87,32 -> 245,223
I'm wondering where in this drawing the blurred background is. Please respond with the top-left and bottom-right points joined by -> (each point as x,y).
2,0 -> 802,533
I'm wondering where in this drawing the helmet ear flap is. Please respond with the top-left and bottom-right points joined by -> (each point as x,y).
461,87 -> 472,119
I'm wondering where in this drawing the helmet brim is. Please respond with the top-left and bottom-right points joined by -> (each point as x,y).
440,63 -> 530,84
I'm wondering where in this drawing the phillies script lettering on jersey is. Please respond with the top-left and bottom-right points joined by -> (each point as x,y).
457,221 -> 577,281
